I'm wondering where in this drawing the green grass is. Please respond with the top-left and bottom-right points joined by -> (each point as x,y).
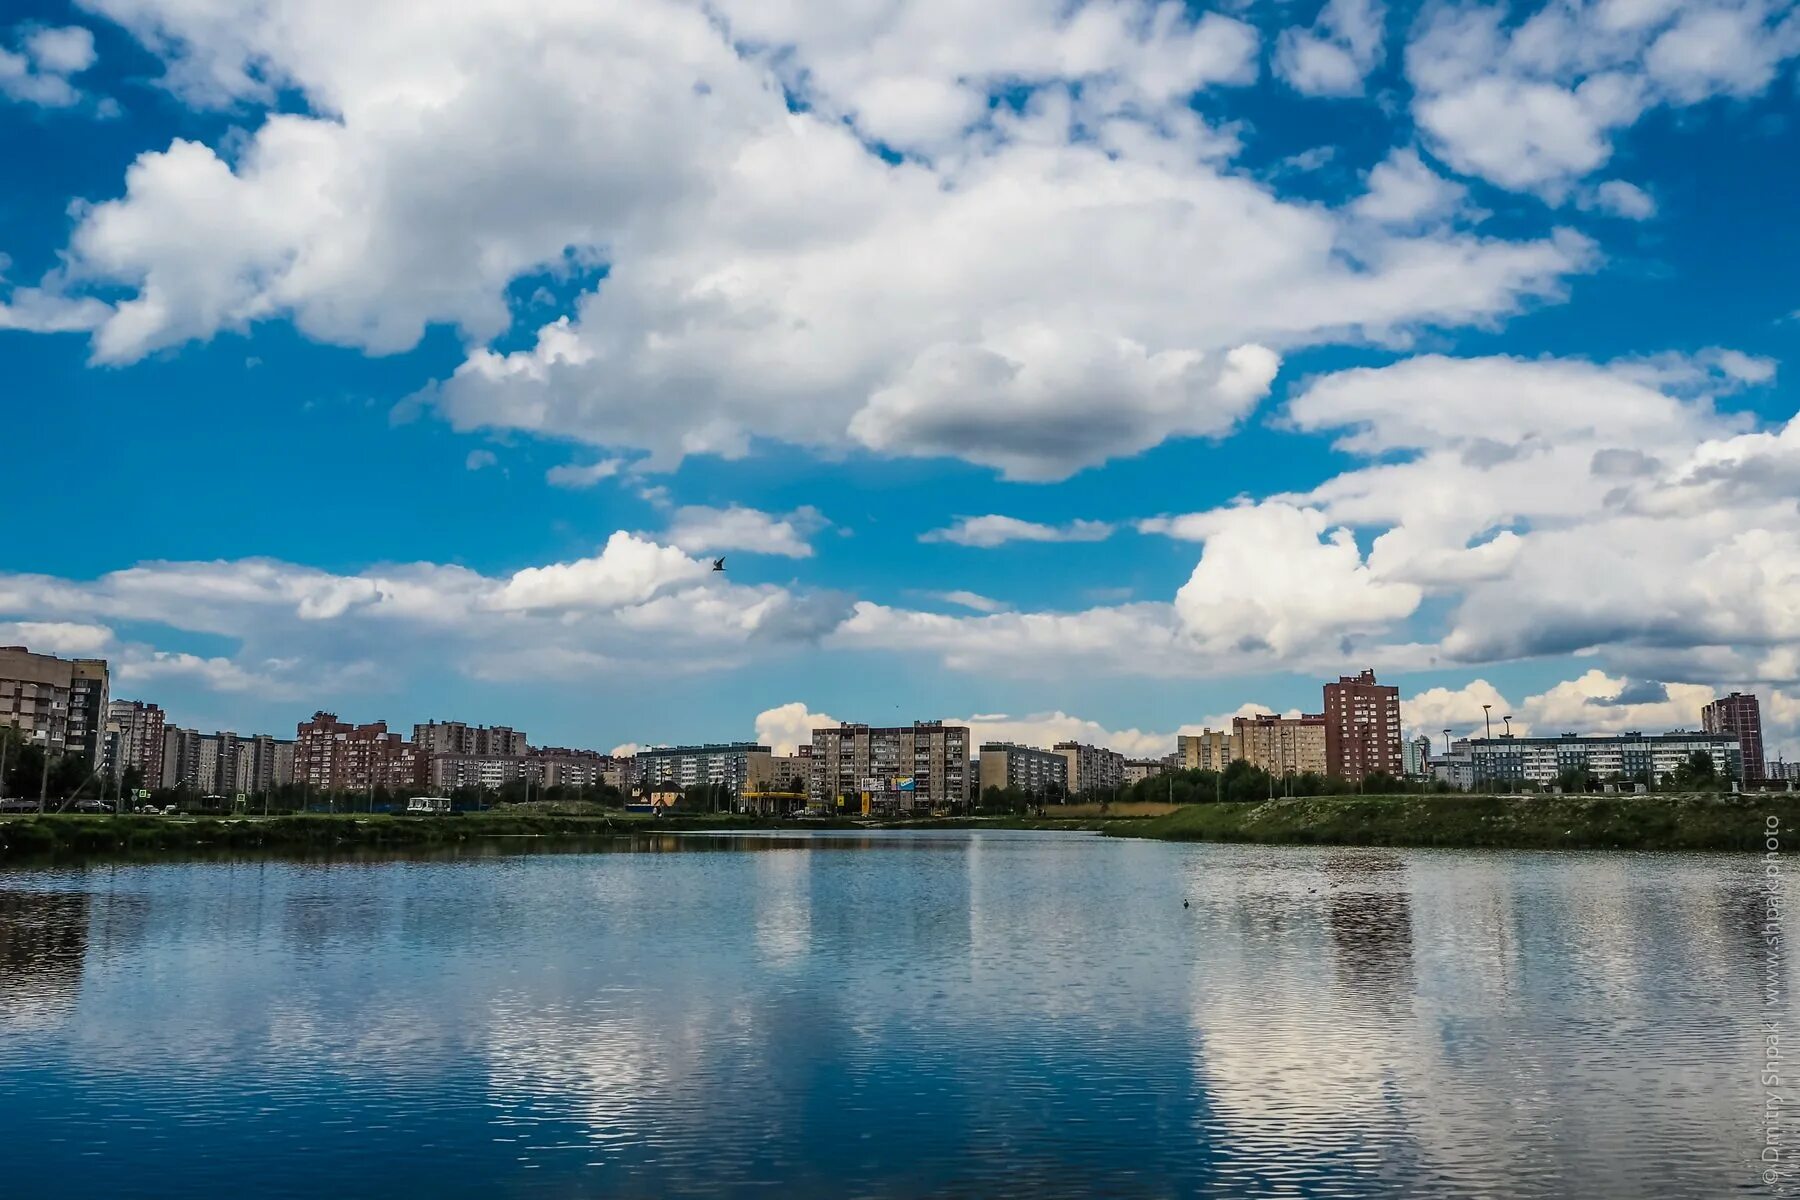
1110,792 -> 1797,851
0,810 -> 865,862
4,795 -> 1790,861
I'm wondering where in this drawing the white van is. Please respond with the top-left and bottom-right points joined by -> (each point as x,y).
405,796 -> 452,814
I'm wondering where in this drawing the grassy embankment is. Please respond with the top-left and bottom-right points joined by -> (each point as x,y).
1111,792 -> 1797,851
2,794 -> 1791,861
0,810 -> 865,862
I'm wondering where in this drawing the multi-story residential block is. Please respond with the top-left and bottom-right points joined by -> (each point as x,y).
157,727 -> 292,795
1123,758 -> 1168,784
812,722 -> 970,812
529,748 -> 614,789
0,646 -> 109,759
413,721 -> 528,759
636,743 -> 772,797
295,712 -> 418,791
159,726 -> 202,791
1053,741 -> 1126,796
67,659 -> 109,765
1463,731 -> 1741,788
978,742 -> 1069,798
235,733 -> 295,793
1403,733 -> 1433,779
764,748 -> 812,794
430,754 -> 529,791
1323,670 -> 1403,780
1701,692 -> 1765,783
1232,713 -> 1328,777
1769,759 -> 1800,784
105,700 -> 166,785
601,758 -> 632,792
1177,729 -> 1239,772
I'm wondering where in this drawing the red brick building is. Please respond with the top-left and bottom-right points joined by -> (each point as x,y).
1701,692 -> 1765,782
295,711 -> 421,792
1322,670 -> 1403,781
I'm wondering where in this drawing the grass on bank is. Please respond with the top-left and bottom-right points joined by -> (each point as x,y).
1115,791 -> 1798,851
0,809 -> 867,860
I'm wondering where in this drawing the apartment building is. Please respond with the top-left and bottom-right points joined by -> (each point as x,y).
295,712 -> 419,791
1053,741 -> 1126,796
413,721 -> 528,759
104,699 -> 166,784
67,659 -> 109,765
1460,731 -> 1742,788
811,722 -> 970,812
1124,758 -> 1170,784
529,748 -> 615,789
764,748 -> 812,794
977,742 -> 1069,798
1232,713 -> 1328,777
1177,728 -> 1238,772
636,743 -> 773,796
1323,670 -> 1403,780
0,646 -> 109,759
1403,733 -> 1433,779
1701,692 -> 1765,783
430,754 -> 529,791
235,733 -> 295,793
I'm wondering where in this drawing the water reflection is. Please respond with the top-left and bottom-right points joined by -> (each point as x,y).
0,835 -> 1787,1199
1322,851 -> 1415,1011
0,888 -> 89,1030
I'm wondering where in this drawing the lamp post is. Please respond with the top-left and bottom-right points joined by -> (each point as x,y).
1503,715 -> 1513,738
1482,704 -> 1493,740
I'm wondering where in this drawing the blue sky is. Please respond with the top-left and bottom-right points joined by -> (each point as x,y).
3,0 -> 1799,760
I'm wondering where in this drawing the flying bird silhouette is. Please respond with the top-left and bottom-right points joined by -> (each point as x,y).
712,557 -> 727,572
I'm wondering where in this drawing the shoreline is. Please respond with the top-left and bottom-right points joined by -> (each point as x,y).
0,792 -> 1791,863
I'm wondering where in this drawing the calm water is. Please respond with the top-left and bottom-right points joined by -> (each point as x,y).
0,830 -> 1788,1198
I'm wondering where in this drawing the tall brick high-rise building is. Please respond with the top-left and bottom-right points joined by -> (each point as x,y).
1323,670 -> 1403,781
106,699 -> 166,784
296,712 -> 419,792
1702,692 -> 1765,783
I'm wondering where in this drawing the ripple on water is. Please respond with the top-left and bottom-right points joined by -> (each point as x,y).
0,836 -> 1786,1198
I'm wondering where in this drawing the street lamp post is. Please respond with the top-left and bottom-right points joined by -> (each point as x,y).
1482,704 -> 1493,740
1503,715 -> 1513,738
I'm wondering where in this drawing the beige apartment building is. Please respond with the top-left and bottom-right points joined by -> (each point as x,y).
1178,728 -> 1239,771
0,646 -> 109,760
1053,741 -> 1127,796
810,722 -> 969,812
1232,713 -> 1328,777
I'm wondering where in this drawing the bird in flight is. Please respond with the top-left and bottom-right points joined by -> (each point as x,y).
712,557 -> 727,572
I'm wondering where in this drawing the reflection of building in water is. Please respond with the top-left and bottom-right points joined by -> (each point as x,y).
1322,853 -> 1415,1010
0,890 -> 90,1028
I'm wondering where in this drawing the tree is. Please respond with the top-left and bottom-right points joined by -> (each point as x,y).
1673,750 -> 1719,790
1555,766 -> 1594,794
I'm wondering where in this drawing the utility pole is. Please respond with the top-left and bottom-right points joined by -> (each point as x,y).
40,742 -> 51,813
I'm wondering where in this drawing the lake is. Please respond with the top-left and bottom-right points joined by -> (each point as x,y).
0,830 -> 1786,1198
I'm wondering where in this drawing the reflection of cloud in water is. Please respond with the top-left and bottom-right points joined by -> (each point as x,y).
1181,847 -> 1791,1196
752,848 -> 810,967
1182,852 -> 1416,1186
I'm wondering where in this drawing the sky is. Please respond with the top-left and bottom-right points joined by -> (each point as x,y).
2,0 -> 1799,761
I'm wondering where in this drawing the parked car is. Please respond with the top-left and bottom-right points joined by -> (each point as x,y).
71,800 -> 111,814
0,799 -> 38,814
